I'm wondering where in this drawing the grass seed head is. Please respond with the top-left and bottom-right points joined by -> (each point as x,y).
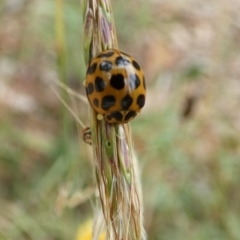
82,0 -> 146,239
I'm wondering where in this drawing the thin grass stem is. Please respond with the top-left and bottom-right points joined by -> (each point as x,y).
82,0 -> 146,239
55,0 -> 71,154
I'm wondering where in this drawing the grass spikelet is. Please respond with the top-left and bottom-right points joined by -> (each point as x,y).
81,0 -> 146,239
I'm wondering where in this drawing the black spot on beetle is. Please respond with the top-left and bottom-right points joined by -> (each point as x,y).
95,77 -> 106,92
86,82 -> 94,95
132,60 -> 141,70
129,74 -> 140,90
136,94 -> 145,109
87,62 -> 97,75
106,115 -> 112,121
97,51 -> 115,58
100,61 -> 112,71
110,74 -> 125,90
124,111 -> 137,121
93,98 -> 99,107
110,111 -> 123,121
143,76 -> 146,89
101,95 -> 116,111
121,94 -> 133,110
115,56 -> 130,66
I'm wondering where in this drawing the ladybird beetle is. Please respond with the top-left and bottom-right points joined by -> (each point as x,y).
85,49 -> 146,124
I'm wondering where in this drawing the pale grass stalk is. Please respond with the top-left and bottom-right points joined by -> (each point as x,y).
82,0 -> 146,239
55,0 -> 70,152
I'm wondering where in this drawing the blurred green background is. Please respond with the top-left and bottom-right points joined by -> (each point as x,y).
1,0 -> 240,239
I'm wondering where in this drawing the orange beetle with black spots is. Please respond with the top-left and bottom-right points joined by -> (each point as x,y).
85,49 -> 146,124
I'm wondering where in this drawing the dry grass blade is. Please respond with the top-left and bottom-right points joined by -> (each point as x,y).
82,0 -> 146,239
